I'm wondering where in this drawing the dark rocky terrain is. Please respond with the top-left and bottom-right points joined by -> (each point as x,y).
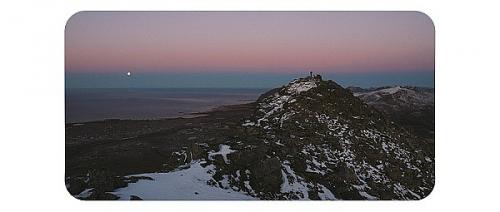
66,76 -> 434,200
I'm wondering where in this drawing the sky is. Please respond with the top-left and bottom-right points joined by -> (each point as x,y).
65,12 -> 434,88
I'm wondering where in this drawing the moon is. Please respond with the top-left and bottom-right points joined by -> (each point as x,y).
126,71 -> 131,76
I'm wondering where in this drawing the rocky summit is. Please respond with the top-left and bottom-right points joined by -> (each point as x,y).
66,75 -> 434,200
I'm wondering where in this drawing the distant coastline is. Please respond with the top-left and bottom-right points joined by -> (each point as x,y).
65,88 -> 267,123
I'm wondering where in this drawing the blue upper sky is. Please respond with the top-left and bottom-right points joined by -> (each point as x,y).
65,71 -> 434,89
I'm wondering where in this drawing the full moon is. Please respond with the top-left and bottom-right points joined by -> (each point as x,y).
126,71 -> 131,76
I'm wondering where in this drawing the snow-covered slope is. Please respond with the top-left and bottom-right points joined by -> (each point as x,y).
110,160 -> 256,200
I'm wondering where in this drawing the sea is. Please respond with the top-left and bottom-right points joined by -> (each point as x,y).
65,88 -> 268,123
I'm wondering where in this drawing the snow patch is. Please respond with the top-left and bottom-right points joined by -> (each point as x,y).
287,80 -> 317,94
317,184 -> 336,200
208,144 -> 236,164
75,188 -> 94,199
280,161 -> 310,199
111,161 -> 256,200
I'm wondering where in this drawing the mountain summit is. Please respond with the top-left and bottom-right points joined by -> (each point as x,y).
209,75 -> 435,199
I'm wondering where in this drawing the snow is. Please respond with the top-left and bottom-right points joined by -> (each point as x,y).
355,86 -> 407,97
257,95 -> 292,126
287,80 -> 317,94
219,175 -> 232,189
244,180 -> 256,195
280,161 -> 310,199
378,86 -> 405,94
111,161 -> 256,200
353,85 -> 434,107
305,158 -> 327,175
196,142 -> 209,148
317,184 -> 336,200
393,183 -> 421,199
75,188 -> 94,199
235,170 -> 241,179
381,142 -> 389,153
208,144 -> 236,164
281,160 -> 336,200
254,77 -> 318,127
242,120 -> 256,127
172,149 -> 189,163
241,122 -> 255,127
280,111 -> 295,127
358,191 -> 378,200
242,121 -> 255,127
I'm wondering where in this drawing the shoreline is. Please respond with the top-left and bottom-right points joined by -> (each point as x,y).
65,102 -> 257,125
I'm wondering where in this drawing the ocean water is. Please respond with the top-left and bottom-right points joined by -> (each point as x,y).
65,88 -> 267,123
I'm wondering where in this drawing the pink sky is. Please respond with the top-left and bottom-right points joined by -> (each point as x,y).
65,12 -> 434,74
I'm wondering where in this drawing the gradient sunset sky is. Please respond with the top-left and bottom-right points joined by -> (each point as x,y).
65,12 -> 434,88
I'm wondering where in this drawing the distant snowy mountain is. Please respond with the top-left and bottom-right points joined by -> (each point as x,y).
349,86 -> 434,107
348,86 -> 435,138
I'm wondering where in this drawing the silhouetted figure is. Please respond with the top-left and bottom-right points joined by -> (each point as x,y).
310,71 -> 313,78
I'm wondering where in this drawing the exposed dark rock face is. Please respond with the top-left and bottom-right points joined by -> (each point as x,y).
250,157 -> 282,193
130,195 -> 142,200
66,76 -> 434,200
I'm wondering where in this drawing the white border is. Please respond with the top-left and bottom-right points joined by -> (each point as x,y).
1,0 -> 500,211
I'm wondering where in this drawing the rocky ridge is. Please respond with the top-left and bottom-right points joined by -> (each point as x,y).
188,76 -> 434,200
67,76 -> 434,200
